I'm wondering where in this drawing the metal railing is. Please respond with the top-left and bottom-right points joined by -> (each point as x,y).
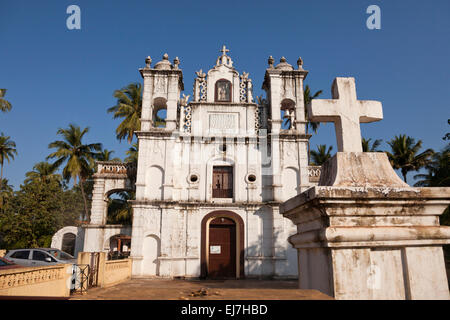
212,189 -> 233,198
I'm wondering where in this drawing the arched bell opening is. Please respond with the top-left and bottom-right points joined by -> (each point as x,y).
281,98 -> 296,129
153,97 -> 167,128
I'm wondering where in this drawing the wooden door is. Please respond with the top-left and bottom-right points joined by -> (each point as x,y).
208,217 -> 236,278
212,166 -> 233,198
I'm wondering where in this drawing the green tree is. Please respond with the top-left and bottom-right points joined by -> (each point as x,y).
385,135 -> 434,183
0,89 -> 12,113
107,83 -> 142,144
107,191 -> 134,225
304,85 -> 323,134
60,186 -> 86,227
96,149 -> 121,162
0,178 -> 64,248
362,137 -> 382,152
0,133 -> 17,206
47,124 -> 102,221
310,144 -> 333,166
24,161 -> 61,184
0,178 -> 13,213
124,143 -> 138,163
414,146 -> 450,188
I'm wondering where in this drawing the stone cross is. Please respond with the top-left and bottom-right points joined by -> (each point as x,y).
220,45 -> 229,56
307,77 -> 383,152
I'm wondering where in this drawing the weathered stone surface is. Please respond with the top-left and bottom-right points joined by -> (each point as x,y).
282,75 -> 450,300
281,183 -> 450,299
319,152 -> 408,187
307,77 -> 382,152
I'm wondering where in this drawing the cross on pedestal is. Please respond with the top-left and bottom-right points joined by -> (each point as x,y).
307,77 -> 383,152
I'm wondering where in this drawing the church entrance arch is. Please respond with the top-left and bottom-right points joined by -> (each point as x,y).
201,211 -> 244,279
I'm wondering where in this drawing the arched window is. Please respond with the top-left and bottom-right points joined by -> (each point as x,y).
215,79 -> 232,102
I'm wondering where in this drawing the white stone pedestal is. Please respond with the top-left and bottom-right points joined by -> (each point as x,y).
280,153 -> 450,300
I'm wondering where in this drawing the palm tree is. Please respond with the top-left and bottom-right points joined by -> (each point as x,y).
107,83 -> 142,144
0,133 -> 17,183
47,124 -> 102,221
0,134 -> 16,209
0,89 -> 12,113
414,145 -> 450,187
124,143 -> 138,163
362,138 -> 382,152
385,134 -> 434,183
304,85 -> 323,134
96,149 -> 121,162
310,144 -> 333,166
107,191 -> 134,225
24,161 -> 61,184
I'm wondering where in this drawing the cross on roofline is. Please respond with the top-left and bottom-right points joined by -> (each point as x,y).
220,45 -> 229,56
307,77 -> 383,153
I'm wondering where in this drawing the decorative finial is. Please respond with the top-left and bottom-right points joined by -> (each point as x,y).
195,69 -> 206,78
268,56 -> 274,68
297,57 -> 303,70
220,45 -> 230,56
280,56 -> 287,63
181,93 -> 190,107
162,53 -> 169,60
173,57 -> 180,69
145,56 -> 152,68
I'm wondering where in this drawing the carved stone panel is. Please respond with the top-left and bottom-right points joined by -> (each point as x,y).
209,113 -> 238,133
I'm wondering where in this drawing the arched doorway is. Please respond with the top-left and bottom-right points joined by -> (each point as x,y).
61,233 -> 76,256
142,235 -> 160,276
201,211 -> 244,279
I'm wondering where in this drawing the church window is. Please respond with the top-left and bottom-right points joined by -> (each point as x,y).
212,166 -> 233,198
247,174 -> 256,183
189,174 -> 199,183
215,79 -> 232,102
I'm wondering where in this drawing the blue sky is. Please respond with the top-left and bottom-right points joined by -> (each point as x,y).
0,0 -> 449,189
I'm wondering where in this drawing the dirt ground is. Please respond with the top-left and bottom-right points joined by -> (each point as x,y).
70,278 -> 332,300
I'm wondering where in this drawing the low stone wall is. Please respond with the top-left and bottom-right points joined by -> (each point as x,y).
0,264 -> 72,297
99,259 -> 132,288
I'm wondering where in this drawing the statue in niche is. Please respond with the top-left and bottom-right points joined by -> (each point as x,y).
215,79 -> 231,102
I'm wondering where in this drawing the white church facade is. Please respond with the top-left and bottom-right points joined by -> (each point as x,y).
53,47 -> 322,279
